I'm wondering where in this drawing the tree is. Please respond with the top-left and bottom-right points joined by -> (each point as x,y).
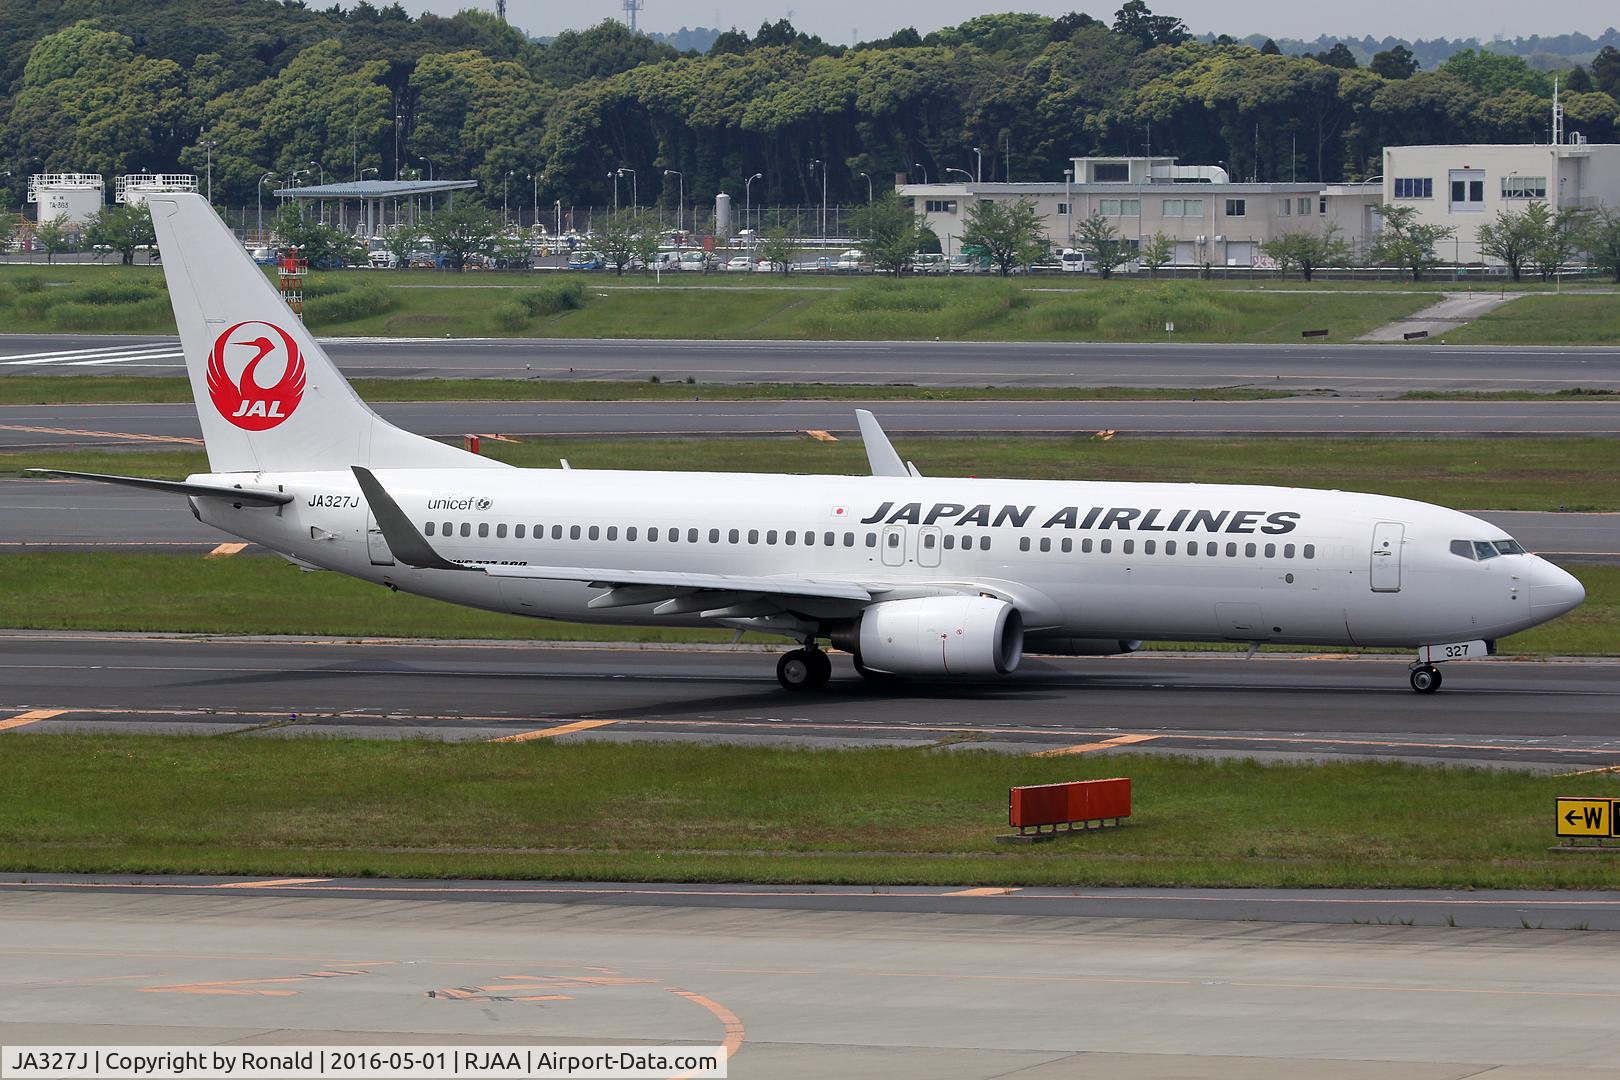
1260,225 -> 1352,281
1138,231 -> 1175,278
1584,206 -> 1620,283
1314,43 -> 1358,69
85,204 -> 155,265
1475,203 -> 1545,282
1369,44 -> 1418,80
962,197 -> 1044,276
1073,212 -> 1132,279
850,196 -> 923,276
34,214 -> 73,263
382,225 -> 421,269
1260,38 -> 1281,56
425,201 -> 502,271
1590,45 -> 1620,97
1439,49 -> 1550,98
1112,1 -> 1188,49
594,208 -> 658,276
272,205 -> 362,268
757,226 -> 797,274
1370,204 -> 1455,281
1531,206 -> 1587,281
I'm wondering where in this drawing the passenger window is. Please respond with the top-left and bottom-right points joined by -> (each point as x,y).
1303,544 -> 1315,560
626,527 -> 636,541
709,528 -> 720,544
1473,541 -> 1498,560
478,523 -> 490,538
824,531 -> 835,546
1225,542 -> 1236,557
1265,543 -> 1276,558
960,534 -> 971,549
515,525 -> 526,539
885,533 -> 898,548
1188,542 -> 1197,556
460,523 -> 471,537
1166,540 -> 1176,555
495,523 -> 507,539
767,530 -> 778,544
425,522 -> 436,536
866,533 -> 877,548
944,535 -> 955,550
1100,539 -> 1112,554
1143,539 -> 1154,555
748,529 -> 759,544
806,531 -> 817,547
1019,537 -> 1031,552
584,525 -> 596,540
1081,538 -> 1093,553
649,527 -> 660,542
979,537 -> 991,550
1122,539 -> 1133,555
443,521 -> 452,536
687,528 -> 698,543
606,526 -> 617,541
1062,538 -> 1073,553
725,528 -> 737,544
786,530 -> 797,545
570,525 -> 581,540
1245,543 -> 1255,557
924,534 -> 937,550
844,532 -> 855,546
551,525 -> 563,540
1206,542 -> 1218,556
1284,543 -> 1295,558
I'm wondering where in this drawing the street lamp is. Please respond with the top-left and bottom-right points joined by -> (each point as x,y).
945,167 -> 972,183
973,147 -> 983,183
393,113 -> 403,179
420,158 -> 434,181
914,162 -> 928,184
555,199 -> 562,238
617,167 -> 637,210
809,159 -> 827,257
1063,168 -> 1073,249
609,170 -> 619,214
744,172 -> 762,240
200,136 -> 216,204
529,173 -> 538,231
310,161 -> 325,185
858,171 -> 872,202
257,170 -> 275,242
663,169 -> 683,234
503,170 -> 513,224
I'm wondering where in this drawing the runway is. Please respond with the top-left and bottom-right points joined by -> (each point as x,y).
6,333 -> 1620,391
6,479 -> 1614,563
0,884 -> 1617,1079
3,633 -> 1618,768
5,398 -> 1620,448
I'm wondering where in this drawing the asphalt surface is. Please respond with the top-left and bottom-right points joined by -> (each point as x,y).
3,633 -> 1618,769
6,398 -> 1620,446
4,889 -> 1617,1079
7,333 -> 1620,391
6,479 -> 1613,564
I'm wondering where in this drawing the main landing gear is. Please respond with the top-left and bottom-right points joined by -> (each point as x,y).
777,646 -> 832,691
1409,665 -> 1443,694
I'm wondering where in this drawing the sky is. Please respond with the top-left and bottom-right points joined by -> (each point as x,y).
391,0 -> 1618,46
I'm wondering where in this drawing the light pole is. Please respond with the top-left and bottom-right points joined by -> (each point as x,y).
945,167 -> 971,183
503,170 -> 513,225
914,162 -> 928,184
529,173 -> 538,231
393,113 -> 403,179
858,171 -> 872,201
618,168 -> 636,210
201,137 -> 216,204
663,169 -> 683,234
257,170 -> 275,242
973,147 -> 983,183
310,161 -> 325,185
420,158 -> 434,181
555,199 -> 562,238
609,171 -> 618,214
745,172 -> 762,240
810,159 -> 827,258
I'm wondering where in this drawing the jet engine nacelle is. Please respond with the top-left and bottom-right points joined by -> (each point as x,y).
1027,637 -> 1144,656
850,596 -> 1023,676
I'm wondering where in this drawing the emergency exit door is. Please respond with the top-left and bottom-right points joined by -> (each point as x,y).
366,510 -> 395,566
1370,522 -> 1403,592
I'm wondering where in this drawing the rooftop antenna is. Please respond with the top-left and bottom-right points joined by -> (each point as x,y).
623,0 -> 643,32
495,0 -> 506,20
1552,73 -> 1564,145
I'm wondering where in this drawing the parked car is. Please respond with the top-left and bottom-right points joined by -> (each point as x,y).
246,244 -> 276,265
567,250 -> 604,270
649,251 -> 681,271
835,248 -> 867,272
725,256 -> 754,272
947,253 -> 980,273
913,253 -> 947,274
679,250 -> 717,271
1059,248 -> 1090,273
752,259 -> 784,273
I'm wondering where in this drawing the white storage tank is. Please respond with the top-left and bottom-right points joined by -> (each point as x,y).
714,192 -> 732,240
27,173 -> 104,225
117,173 -> 198,207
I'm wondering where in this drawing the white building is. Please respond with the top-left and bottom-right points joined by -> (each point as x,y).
26,173 -> 105,226
1382,140 -> 1620,265
898,156 -> 1382,267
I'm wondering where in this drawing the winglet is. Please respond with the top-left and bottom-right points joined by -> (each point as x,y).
855,409 -> 908,477
350,466 -> 469,571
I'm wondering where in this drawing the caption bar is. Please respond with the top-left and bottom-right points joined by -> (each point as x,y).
1,1047 -> 726,1080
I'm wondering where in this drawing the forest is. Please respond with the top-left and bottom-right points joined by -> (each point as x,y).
2,0 -> 1619,215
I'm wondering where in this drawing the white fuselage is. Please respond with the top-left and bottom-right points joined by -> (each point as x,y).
189,467 -> 1583,650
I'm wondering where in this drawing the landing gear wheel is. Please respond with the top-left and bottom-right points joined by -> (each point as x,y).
777,648 -> 831,691
1409,665 -> 1442,694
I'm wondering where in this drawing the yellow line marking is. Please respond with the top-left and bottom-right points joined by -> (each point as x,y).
211,878 -> 333,890
206,543 -> 248,558
0,424 -> 202,446
1558,764 -> 1620,778
944,886 -> 1023,897
1032,733 -> 1159,758
490,719 -> 618,744
0,709 -> 65,732
805,429 -> 838,442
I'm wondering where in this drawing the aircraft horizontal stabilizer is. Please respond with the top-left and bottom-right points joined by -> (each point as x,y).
25,469 -> 292,506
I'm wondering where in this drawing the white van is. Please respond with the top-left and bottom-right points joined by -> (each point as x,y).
1059,248 -> 1090,273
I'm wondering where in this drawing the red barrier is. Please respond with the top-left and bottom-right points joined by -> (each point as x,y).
1009,778 -> 1131,836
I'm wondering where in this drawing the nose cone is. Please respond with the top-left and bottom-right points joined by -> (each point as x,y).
1529,558 -> 1585,621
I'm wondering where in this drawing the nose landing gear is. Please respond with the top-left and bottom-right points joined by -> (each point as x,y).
1409,665 -> 1442,694
777,646 -> 832,691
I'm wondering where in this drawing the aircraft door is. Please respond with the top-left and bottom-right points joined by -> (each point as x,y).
366,509 -> 395,566
918,527 -> 942,568
881,524 -> 907,567
1369,522 -> 1403,592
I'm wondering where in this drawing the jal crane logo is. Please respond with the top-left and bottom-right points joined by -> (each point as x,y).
208,321 -> 306,431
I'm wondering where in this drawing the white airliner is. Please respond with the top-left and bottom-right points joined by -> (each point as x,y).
32,194 -> 1585,693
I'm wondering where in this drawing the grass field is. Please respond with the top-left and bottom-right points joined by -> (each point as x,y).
2,736 -> 1617,889
0,264 -> 1434,342
8,435 -> 1619,511
1446,293 -> 1620,345
0,554 -> 1610,656
0,375 -> 1293,406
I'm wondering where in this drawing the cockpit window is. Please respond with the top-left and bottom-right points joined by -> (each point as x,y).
1473,541 -> 1499,560
1450,540 -> 1475,560
1493,539 -> 1526,556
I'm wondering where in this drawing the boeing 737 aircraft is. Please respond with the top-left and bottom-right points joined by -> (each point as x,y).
32,194 -> 1585,693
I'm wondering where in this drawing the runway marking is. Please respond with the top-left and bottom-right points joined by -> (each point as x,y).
0,709 -> 65,732
206,543 -> 249,558
489,718 -> 618,743
1032,733 -> 1159,757
804,429 -> 838,441
666,988 -> 745,1077
211,878 -> 333,889
944,887 -> 1024,897
1557,763 -> 1620,777
0,423 -> 202,445
142,967 -> 372,997
0,343 -> 181,367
